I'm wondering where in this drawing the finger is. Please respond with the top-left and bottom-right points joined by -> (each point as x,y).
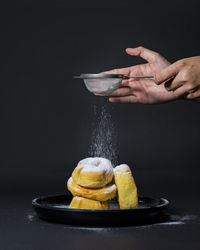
94,87 -> 131,96
155,63 -> 180,85
109,96 -> 138,103
126,46 -> 162,63
94,93 -> 106,96
173,84 -> 192,97
164,78 -> 174,90
104,87 -> 131,97
94,87 -> 131,97
165,75 -> 183,91
101,66 -> 131,76
121,79 -> 130,87
186,88 -> 200,99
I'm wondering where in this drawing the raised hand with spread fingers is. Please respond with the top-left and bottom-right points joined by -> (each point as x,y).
96,46 -> 177,104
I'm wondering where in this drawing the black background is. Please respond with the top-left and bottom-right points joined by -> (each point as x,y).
1,0 -> 200,194
1,1 -> 200,250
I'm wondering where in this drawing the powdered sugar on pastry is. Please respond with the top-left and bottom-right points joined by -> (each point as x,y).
114,164 -> 130,174
78,157 -> 113,174
67,177 -> 80,192
72,157 -> 114,188
68,177 -> 73,185
67,176 -> 116,201
73,196 -> 83,201
114,164 -> 138,209
103,184 -> 116,194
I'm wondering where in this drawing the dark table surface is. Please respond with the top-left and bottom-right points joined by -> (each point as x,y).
1,167 -> 200,250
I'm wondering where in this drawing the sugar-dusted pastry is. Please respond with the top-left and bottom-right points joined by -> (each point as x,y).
114,164 -> 138,209
69,196 -> 109,210
72,157 -> 114,188
67,177 -> 116,202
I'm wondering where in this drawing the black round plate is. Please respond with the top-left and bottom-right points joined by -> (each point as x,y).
32,194 -> 169,226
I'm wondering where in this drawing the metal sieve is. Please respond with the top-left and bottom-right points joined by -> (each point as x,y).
74,74 -> 154,94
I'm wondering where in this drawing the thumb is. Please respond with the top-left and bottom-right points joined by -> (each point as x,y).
155,63 -> 178,85
126,46 -> 160,63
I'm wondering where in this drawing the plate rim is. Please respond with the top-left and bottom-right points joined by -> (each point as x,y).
32,194 -> 169,213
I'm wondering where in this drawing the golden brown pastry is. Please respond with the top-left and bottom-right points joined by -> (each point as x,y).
114,164 -> 138,209
72,157 -> 114,188
67,177 -> 116,201
69,196 -> 109,210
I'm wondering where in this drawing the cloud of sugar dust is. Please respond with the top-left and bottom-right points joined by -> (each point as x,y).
88,105 -> 118,166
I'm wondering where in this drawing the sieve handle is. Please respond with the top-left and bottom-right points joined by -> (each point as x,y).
122,75 -> 154,79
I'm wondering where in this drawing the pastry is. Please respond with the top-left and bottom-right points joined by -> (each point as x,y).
67,177 -> 116,201
69,196 -> 109,210
72,157 -> 113,188
114,164 -> 138,209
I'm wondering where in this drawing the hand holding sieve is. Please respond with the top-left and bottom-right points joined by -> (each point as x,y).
74,74 -> 154,94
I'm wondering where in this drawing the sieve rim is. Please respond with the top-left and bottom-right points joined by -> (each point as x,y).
74,74 -> 124,79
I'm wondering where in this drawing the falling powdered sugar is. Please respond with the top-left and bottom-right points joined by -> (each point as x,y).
88,105 -> 118,165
